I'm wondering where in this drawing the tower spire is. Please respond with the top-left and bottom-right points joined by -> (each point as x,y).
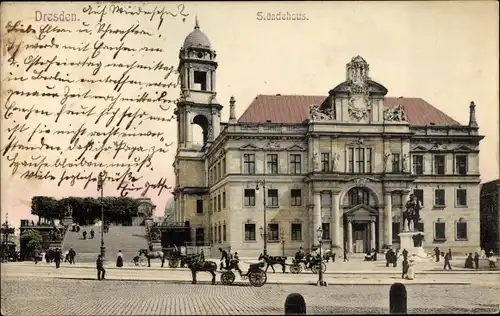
194,16 -> 200,30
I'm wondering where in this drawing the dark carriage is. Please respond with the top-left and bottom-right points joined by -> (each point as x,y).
289,252 -> 326,274
220,260 -> 267,287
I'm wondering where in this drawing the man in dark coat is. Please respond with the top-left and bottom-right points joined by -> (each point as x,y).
219,248 -> 229,269
448,248 -> 452,260
434,247 -> 441,262
90,229 -> 95,239
96,254 -> 106,280
343,247 -> 349,262
53,248 -> 62,268
401,258 -> 409,279
68,248 -> 76,264
473,252 -> 480,269
464,253 -> 474,269
82,231 -> 87,240
443,252 -> 452,270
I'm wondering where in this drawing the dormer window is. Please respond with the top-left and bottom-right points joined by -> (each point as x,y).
194,71 -> 207,91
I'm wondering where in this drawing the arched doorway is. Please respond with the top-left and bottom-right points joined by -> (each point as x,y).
192,114 -> 209,145
343,187 -> 379,253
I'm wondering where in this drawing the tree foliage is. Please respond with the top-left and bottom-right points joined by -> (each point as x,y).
21,230 -> 43,253
31,196 -> 140,226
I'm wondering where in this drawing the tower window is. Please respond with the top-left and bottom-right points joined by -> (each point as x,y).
194,71 -> 207,91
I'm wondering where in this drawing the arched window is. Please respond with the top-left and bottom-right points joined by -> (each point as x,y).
347,187 -> 371,206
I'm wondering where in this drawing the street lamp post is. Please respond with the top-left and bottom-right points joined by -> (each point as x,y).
255,180 -> 267,255
316,225 -> 327,286
280,228 -> 286,257
97,172 -> 106,260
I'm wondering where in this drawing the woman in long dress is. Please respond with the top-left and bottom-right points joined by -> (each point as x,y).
116,250 -> 123,267
406,260 -> 415,280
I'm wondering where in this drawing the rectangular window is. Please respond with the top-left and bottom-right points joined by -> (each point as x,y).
291,223 -> 302,241
218,225 -> 221,243
222,192 -> 226,209
366,148 -> 372,173
413,189 -> 424,206
209,169 -> 213,185
434,222 -> 446,240
322,223 -> 330,240
214,225 -> 218,243
356,148 -> 365,173
196,200 -> 203,214
245,224 -> 256,241
214,166 -> 218,181
243,154 -> 255,174
217,195 -> 221,211
267,189 -> 279,207
392,222 -> 400,242
223,224 -> 227,242
434,155 -> 446,175
455,155 -> 467,175
268,223 -> 279,241
267,154 -> 278,174
291,189 -> 302,206
213,197 -> 216,213
290,154 -> 301,174
222,158 -> 226,175
412,155 -> 424,175
321,153 -> 330,172
195,228 -> 204,246
434,189 -> 446,206
218,161 -> 222,179
348,148 -> 354,172
456,189 -> 467,207
244,189 -> 256,206
456,222 -> 467,240
392,153 -> 400,173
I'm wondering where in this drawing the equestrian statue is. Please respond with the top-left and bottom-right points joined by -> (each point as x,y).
403,194 -> 422,232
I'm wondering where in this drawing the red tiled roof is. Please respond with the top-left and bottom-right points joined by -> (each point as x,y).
238,95 -> 461,126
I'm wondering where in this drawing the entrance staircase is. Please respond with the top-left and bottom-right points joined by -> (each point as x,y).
62,225 -> 149,263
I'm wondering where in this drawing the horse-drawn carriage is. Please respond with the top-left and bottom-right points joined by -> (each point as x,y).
289,252 -> 326,274
220,260 -> 267,287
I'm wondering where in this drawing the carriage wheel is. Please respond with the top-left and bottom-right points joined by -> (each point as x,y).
248,270 -> 267,287
139,258 -> 148,267
221,271 -> 235,285
290,264 -> 301,274
311,264 -> 319,274
128,260 -> 136,267
169,259 -> 179,268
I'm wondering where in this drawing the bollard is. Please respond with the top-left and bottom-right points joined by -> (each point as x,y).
389,282 -> 407,314
284,293 -> 306,315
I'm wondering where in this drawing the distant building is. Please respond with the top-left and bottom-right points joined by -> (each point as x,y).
172,20 -> 485,257
480,180 -> 500,254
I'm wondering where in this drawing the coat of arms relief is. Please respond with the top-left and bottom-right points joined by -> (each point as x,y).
346,56 -> 371,121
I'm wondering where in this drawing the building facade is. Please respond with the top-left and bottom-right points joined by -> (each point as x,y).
480,180 -> 500,254
172,22 -> 484,257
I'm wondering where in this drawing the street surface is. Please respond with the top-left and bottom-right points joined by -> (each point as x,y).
2,275 -> 499,315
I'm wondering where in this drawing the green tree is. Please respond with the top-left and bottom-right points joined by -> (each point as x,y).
21,230 -> 43,254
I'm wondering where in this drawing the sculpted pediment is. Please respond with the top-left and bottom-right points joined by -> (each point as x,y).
454,145 -> 474,152
239,144 -> 260,151
287,144 -> 305,151
429,143 -> 449,151
344,205 -> 378,217
411,145 -> 428,152
346,176 -> 379,184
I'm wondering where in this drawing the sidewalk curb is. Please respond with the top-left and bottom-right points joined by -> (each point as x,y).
56,276 -> 472,286
14,264 -> 500,274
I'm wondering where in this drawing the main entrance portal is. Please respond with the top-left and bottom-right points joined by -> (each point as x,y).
343,187 -> 380,253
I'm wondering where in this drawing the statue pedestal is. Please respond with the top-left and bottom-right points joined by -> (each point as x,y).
62,216 -> 73,227
398,231 -> 432,262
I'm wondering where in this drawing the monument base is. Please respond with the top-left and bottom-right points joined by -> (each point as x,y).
398,231 -> 433,262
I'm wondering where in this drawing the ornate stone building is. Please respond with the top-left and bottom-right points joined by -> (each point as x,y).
172,21 -> 484,257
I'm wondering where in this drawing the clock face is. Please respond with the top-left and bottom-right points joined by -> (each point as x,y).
197,52 -> 203,59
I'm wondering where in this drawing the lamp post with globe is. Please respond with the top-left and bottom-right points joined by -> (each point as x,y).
316,225 -> 327,286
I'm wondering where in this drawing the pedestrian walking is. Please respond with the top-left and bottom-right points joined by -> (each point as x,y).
434,247 -> 441,262
96,254 -> 106,280
53,248 -> 62,268
68,248 -> 76,264
473,252 -> 480,269
116,250 -> 123,267
343,247 -> 349,262
90,229 -> 95,239
401,258 -> 409,278
443,252 -> 452,270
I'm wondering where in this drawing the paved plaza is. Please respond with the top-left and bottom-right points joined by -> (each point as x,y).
2,275 -> 499,315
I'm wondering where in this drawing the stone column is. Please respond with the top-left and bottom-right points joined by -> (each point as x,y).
211,110 -> 220,139
207,70 -> 212,91
189,69 -> 195,89
384,191 -> 392,246
212,71 -> 216,91
401,190 -> 411,231
313,192 -> 322,244
370,220 -> 376,250
185,110 -> 192,145
332,192 -> 341,247
191,227 -> 196,243
347,220 -> 353,253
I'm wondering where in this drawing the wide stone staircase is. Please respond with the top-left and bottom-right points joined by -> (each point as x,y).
62,225 -> 149,263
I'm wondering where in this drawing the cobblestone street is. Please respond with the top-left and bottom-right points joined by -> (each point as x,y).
2,276 -> 499,315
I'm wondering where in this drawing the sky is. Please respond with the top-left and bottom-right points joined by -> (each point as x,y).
1,1 -> 498,228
